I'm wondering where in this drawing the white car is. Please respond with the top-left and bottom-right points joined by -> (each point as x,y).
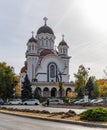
8,99 -> 22,105
90,99 -> 98,103
23,99 -> 40,105
74,99 -> 89,104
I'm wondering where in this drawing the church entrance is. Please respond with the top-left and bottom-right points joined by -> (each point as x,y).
51,87 -> 57,97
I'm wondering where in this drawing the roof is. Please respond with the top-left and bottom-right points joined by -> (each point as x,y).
40,49 -> 54,56
37,25 -> 54,34
28,36 -> 37,43
59,40 -> 68,46
59,35 -> 68,46
20,61 -> 27,73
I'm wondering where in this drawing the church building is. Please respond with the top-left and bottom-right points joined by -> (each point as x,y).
20,17 -> 74,98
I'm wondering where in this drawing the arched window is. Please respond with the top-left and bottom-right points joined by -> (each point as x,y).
50,65 -> 55,78
47,62 -> 58,82
42,39 -> 44,46
46,39 -> 48,46
32,44 -> 34,50
63,48 -> 66,54
29,45 -> 31,50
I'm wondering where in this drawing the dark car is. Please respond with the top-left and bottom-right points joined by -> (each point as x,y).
42,99 -> 63,106
68,99 -> 79,105
0,99 -> 4,105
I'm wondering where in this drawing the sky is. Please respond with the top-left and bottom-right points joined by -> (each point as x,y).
0,0 -> 107,81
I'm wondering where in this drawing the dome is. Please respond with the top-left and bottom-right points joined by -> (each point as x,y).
37,17 -> 54,35
59,41 -> 67,46
37,25 -> 54,34
28,36 -> 37,43
59,35 -> 68,46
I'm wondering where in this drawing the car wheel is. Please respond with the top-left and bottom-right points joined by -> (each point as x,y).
24,103 -> 27,105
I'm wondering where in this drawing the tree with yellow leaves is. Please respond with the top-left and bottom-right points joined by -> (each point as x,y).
14,75 -> 20,97
97,79 -> 107,97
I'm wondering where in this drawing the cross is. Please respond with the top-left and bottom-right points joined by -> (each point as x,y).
31,31 -> 34,37
62,34 -> 64,41
43,17 -> 48,25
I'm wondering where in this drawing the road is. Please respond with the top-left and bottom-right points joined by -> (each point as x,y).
3,105 -> 85,114
0,113 -> 106,130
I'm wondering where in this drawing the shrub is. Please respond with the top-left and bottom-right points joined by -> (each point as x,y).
80,107 -> 107,121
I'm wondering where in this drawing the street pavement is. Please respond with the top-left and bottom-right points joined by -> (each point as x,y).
0,113 -> 106,130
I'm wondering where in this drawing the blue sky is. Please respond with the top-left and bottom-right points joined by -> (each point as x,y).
0,0 -> 107,81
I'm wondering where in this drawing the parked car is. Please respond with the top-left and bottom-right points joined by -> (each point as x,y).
49,99 -> 63,105
42,99 -> 63,106
23,99 -> 40,105
8,99 -> 22,105
93,99 -> 107,104
90,99 -> 98,103
0,98 -> 4,105
68,99 -> 79,105
74,99 -> 89,104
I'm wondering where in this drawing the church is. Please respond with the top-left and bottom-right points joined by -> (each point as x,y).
20,17 -> 74,98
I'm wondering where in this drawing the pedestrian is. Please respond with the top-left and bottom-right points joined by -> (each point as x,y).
47,98 -> 49,106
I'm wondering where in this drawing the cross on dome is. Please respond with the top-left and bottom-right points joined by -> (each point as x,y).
62,34 -> 64,41
43,17 -> 48,25
31,31 -> 34,37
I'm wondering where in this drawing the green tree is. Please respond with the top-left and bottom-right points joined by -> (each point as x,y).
77,88 -> 84,99
34,87 -> 41,100
92,80 -> 100,98
74,65 -> 89,98
21,74 -> 32,100
0,62 -> 17,100
85,77 -> 94,99
85,76 -> 100,99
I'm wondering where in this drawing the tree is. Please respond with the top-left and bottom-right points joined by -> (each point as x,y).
14,75 -> 20,97
97,79 -> 107,97
34,87 -> 41,100
77,88 -> 84,99
0,62 -> 17,100
85,77 -> 94,99
74,65 -> 89,98
92,80 -> 100,98
21,74 -> 32,100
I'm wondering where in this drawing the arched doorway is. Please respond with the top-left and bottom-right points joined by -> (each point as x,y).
43,87 -> 49,97
51,87 -> 57,97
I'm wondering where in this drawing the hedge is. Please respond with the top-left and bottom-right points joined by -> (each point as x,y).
80,107 -> 107,121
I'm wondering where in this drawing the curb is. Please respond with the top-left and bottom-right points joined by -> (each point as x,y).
0,111 -> 107,128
